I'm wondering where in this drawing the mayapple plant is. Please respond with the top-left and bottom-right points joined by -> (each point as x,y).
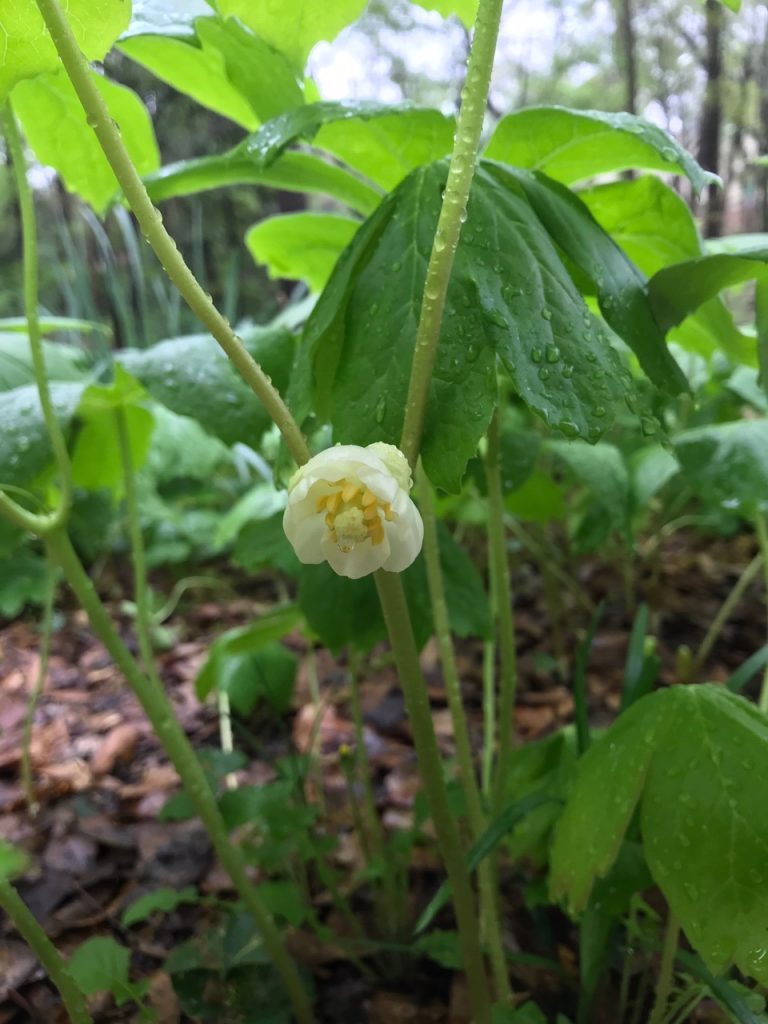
2,0 -> 768,1022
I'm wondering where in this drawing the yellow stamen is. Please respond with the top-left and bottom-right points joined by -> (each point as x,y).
383,503 -> 394,521
361,490 -> 377,507
363,505 -> 380,521
341,481 -> 359,503
316,494 -> 328,512
325,513 -> 335,527
369,522 -> 385,545
326,491 -> 341,513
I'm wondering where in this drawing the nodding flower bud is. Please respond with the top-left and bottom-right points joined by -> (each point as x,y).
282,443 -> 424,580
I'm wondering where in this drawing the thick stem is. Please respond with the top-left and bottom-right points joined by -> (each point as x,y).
0,878 -> 92,1024
648,912 -> 680,1024
43,528 -> 313,1024
399,0 -> 504,465
33,0 -> 309,467
374,570 -> 492,1024
691,552 -> 762,680
417,464 -> 511,1002
486,411 -> 518,812
755,513 -> 768,711
1,107 -> 72,534
21,570 -> 57,813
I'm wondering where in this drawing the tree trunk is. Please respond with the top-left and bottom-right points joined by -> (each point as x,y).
699,0 -> 725,237
616,0 -> 638,114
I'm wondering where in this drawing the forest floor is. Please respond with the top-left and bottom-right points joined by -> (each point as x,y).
0,529 -> 762,1023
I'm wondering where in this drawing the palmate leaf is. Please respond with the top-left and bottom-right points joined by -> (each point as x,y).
673,419 -> 768,513
580,177 -> 752,365
550,685 -> 768,984
302,158 -> 678,491
1,0 -> 130,101
215,0 -> 366,72
0,381 -> 85,487
484,106 -> 716,193
13,70 -> 159,215
246,213 -> 359,292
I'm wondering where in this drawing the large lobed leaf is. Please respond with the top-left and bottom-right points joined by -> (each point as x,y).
1,0 -> 130,101
484,106 -> 716,193
551,685 -> 768,984
13,70 -> 159,214
674,419 -> 768,514
302,159 -> 663,492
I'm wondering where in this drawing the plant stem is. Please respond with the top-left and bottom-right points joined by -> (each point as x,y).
481,638 -> 496,798
33,0 -> 310,468
1,106 -> 72,535
0,878 -> 92,1024
691,552 -> 762,680
648,911 -> 680,1024
374,569 -> 492,1024
755,513 -> 768,711
486,411 -> 518,812
399,0 -> 504,465
21,569 -> 57,813
43,528 -> 313,1024
417,463 -> 511,1001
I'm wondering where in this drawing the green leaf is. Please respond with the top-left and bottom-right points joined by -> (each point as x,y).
1,0 -> 130,101
145,151 -> 380,217
0,841 -> 29,880
500,168 -> 687,394
491,1003 -> 547,1023
222,643 -> 298,716
298,563 -> 386,652
232,513 -> 300,576
69,936 -> 138,1006
13,70 -> 159,215
70,367 -> 154,496
0,316 -> 110,337
0,334 -> 89,391
246,213 -> 359,292
214,483 -> 287,549
547,441 -> 631,539
0,555 -> 49,617
551,685 -> 768,984
484,106 -> 715,193
194,18 -> 303,122
411,0 -> 478,27
122,886 -> 198,927
118,33 -> 259,129
118,325 -> 294,449
195,605 -> 303,701
674,420 -> 768,514
505,468 -> 566,523
215,0 -> 366,72
146,405 -> 229,483
628,445 -> 680,512
436,521 -> 491,638
0,381 -> 85,486
649,249 -> 768,334
579,177 -> 750,364
304,161 -> 627,493
120,17 -> 303,127
313,107 -> 455,191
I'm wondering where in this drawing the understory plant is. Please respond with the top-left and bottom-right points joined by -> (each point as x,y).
2,0 -> 768,1022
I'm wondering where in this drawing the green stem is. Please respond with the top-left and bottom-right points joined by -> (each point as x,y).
755,513 -> 768,711
21,569 -> 57,813
43,528 -> 313,1024
417,464 -> 511,1002
481,639 -> 496,798
399,0 -> 504,465
33,0 -> 309,468
691,552 -> 762,680
346,656 -> 404,938
0,878 -> 92,1024
374,569 -> 492,1024
1,106 -> 72,535
648,912 -> 680,1024
486,411 -> 518,812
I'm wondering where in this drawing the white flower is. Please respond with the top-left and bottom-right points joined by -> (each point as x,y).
283,443 -> 424,579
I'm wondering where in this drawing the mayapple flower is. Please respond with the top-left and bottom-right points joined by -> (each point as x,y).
283,442 -> 424,579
